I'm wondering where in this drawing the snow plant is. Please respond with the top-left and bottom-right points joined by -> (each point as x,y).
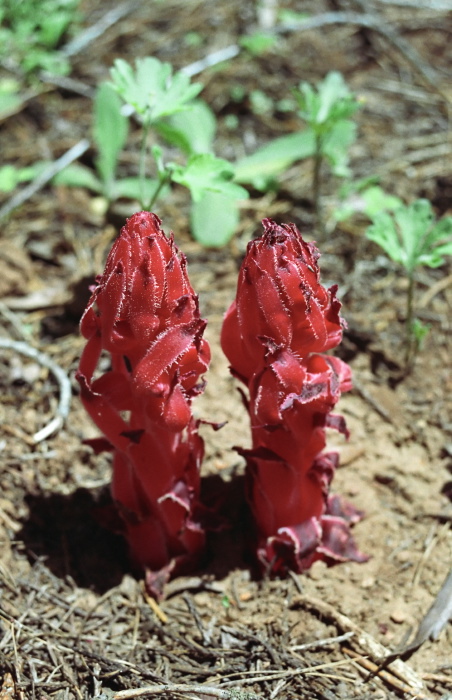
221,219 -> 367,574
77,211 -> 210,596
78,212 -> 366,589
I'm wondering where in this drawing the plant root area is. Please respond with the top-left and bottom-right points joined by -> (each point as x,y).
0,1 -> 451,698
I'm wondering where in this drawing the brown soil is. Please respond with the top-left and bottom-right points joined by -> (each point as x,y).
0,1 -> 451,698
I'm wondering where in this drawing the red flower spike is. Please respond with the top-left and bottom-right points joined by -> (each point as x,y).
77,212 -> 210,595
221,218 -> 367,575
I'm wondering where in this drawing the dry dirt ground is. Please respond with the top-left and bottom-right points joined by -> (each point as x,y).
0,1 -> 451,698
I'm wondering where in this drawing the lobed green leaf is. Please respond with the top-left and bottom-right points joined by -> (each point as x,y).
366,199 -> 452,273
171,154 -> 248,203
110,57 -> 202,124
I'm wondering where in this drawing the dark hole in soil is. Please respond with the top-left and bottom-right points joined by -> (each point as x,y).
19,487 -> 131,593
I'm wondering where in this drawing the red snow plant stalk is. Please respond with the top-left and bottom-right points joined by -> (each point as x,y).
221,219 -> 366,574
77,212 -> 210,590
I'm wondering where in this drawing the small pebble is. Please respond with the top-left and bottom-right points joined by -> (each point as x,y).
390,609 -> 407,623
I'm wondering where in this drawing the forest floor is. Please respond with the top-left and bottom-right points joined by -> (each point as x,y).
0,1 -> 451,698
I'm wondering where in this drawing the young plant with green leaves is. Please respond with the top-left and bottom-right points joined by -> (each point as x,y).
365,199 -> 452,367
55,57 -> 248,246
234,72 -> 361,231
0,0 -> 80,76
293,71 -> 361,231
110,57 -> 248,246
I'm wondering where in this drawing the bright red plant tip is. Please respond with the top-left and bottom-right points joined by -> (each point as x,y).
221,218 -> 367,575
77,212 -> 210,596
221,218 -> 343,383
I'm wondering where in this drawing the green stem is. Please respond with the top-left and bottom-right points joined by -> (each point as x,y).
404,272 -> 415,370
139,122 -> 151,210
313,134 -> 323,235
148,168 -> 171,210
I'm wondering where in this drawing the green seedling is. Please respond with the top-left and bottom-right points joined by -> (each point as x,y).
57,57 -> 247,247
112,57 -> 248,245
293,71 -> 361,231
0,0 -> 80,76
366,199 -> 452,368
234,72 -> 361,229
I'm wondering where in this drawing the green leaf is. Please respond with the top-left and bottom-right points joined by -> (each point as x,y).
366,199 -> 452,274
0,78 -> 25,119
362,186 -> 404,218
294,71 -> 360,134
171,154 -> 249,203
0,164 -> 48,192
110,57 -> 202,124
393,200 -> 432,271
334,185 -> 403,222
93,82 -> 128,192
278,9 -> 310,24
366,211 -> 404,267
411,318 -> 430,349
155,100 -> 216,155
190,191 -> 239,247
53,163 -> 103,193
234,130 -> 316,186
322,119 -> 357,176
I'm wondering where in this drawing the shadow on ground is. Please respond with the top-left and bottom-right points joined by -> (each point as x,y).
18,474 -> 256,594
19,487 -> 131,593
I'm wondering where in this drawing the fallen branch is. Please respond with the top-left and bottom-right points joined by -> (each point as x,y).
277,11 -> 445,103
291,594 -> 425,693
0,338 -> 72,442
61,0 -> 144,57
0,138 -> 90,220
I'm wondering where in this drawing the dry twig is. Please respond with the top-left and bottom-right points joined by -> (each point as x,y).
109,685 -> 261,699
291,594 -> 425,693
0,337 -> 72,442
277,10 -> 446,105
344,649 -> 431,699
0,139 -> 90,220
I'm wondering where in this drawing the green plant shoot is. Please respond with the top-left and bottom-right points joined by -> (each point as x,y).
0,0 -> 80,76
109,57 -> 203,210
366,199 -> 452,367
54,56 -> 248,246
108,57 -> 248,245
233,72 -> 360,228
293,71 -> 361,232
